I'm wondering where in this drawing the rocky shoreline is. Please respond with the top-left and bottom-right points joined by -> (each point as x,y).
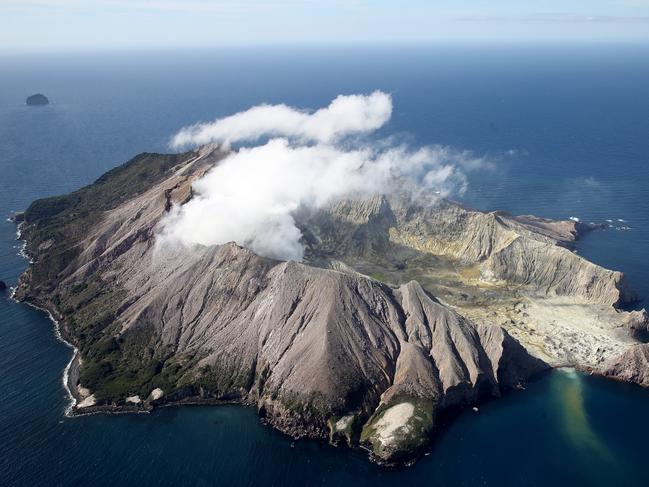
20,291 -> 268,417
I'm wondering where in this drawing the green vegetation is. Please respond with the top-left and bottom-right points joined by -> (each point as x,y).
23,152 -> 191,288
24,151 -> 192,282
25,151 -> 191,237
77,323 -> 190,402
368,271 -> 390,283
185,363 -> 254,399
21,151 -> 196,403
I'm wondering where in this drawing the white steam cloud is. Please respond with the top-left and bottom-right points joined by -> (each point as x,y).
170,91 -> 392,147
159,91 -> 489,261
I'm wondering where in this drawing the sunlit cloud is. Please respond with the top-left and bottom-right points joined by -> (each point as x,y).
159,92 -> 489,261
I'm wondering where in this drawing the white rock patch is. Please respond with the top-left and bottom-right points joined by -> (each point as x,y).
150,388 -> 164,400
77,394 -> 97,408
374,402 -> 415,446
125,395 -> 141,404
335,415 -> 354,431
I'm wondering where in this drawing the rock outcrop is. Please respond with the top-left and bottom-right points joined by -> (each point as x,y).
598,344 -> 649,387
14,145 -> 647,464
26,93 -> 49,106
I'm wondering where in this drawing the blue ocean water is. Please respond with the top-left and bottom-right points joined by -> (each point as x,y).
1,45 -> 649,486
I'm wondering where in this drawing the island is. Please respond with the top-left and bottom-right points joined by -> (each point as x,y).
13,145 -> 648,464
26,93 -> 49,106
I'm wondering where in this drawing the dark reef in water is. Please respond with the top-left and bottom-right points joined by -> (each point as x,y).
26,94 -> 49,106
9,212 -> 25,224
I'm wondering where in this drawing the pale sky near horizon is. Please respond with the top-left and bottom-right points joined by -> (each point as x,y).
3,0 -> 649,51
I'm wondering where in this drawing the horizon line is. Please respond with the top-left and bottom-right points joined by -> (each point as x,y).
3,38 -> 649,55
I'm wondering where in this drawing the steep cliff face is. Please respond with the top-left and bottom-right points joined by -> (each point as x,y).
15,145 -> 646,463
307,194 -> 632,307
598,342 -> 649,387
597,312 -> 649,387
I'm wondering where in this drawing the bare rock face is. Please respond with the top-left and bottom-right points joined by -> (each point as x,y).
14,145 -> 646,464
598,344 -> 649,387
623,310 -> 649,341
307,195 -> 632,307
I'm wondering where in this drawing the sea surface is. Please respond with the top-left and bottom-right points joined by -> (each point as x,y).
1,45 -> 649,486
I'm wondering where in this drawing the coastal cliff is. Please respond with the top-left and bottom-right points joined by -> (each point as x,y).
14,145 -> 647,463
598,337 -> 649,387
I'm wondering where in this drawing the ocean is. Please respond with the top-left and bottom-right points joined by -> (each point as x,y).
1,44 -> 648,486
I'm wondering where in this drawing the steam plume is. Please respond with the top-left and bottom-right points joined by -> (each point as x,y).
171,91 -> 392,148
159,92 -> 489,261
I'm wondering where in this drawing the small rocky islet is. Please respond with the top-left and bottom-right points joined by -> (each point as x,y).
12,145 -> 649,465
26,93 -> 49,106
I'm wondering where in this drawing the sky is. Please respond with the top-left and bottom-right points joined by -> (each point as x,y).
3,0 -> 649,51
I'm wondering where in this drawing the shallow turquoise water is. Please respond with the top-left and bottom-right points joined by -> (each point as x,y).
1,45 -> 648,486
